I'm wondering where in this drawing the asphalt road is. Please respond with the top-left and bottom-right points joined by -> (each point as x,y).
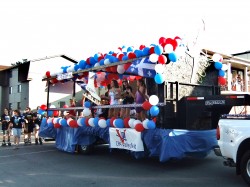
0,140 -> 247,187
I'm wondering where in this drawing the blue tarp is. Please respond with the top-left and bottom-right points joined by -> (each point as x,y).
39,118 -> 218,162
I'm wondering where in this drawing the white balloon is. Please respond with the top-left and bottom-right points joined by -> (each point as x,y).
88,118 -> 95,127
47,118 -> 53,124
113,119 -> 117,128
117,64 -> 125,74
67,118 -> 73,126
164,44 -> 174,53
98,119 -> 107,128
149,53 -> 159,63
128,118 -> 135,128
221,64 -> 228,71
83,108 -> 91,117
94,62 -> 100,67
104,59 -> 110,65
142,119 -> 149,129
149,95 -> 159,106
155,64 -> 164,74
77,118 -> 83,127
212,53 -> 221,62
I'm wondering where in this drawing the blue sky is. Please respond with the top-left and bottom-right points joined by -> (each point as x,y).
0,0 -> 249,66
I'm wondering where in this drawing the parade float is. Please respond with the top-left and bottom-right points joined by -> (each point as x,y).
38,35 -> 249,162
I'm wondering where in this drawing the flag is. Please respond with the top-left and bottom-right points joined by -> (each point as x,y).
125,57 -> 156,78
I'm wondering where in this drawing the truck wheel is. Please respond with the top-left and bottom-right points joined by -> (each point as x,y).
240,150 -> 250,185
79,145 -> 93,155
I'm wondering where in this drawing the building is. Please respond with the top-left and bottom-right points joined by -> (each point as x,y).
0,54 -> 78,113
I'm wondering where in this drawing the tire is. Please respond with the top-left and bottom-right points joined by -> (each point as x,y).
78,145 -> 93,155
240,150 -> 250,185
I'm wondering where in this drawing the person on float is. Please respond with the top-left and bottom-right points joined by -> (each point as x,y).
135,79 -> 149,121
120,79 -> 135,118
107,80 -> 121,118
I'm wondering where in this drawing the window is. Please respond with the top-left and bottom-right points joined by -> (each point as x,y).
17,102 -> 21,110
9,103 -> 12,110
18,84 -> 21,93
9,70 -> 12,78
9,87 -> 12,94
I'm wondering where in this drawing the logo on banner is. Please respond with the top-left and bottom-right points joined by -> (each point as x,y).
116,129 -> 126,144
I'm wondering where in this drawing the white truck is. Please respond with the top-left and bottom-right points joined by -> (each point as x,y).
214,109 -> 250,185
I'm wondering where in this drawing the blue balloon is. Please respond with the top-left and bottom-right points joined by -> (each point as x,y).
218,70 -> 225,77
56,118 -> 61,124
80,117 -> 86,126
106,119 -> 111,127
62,66 -> 68,73
60,119 -> 68,127
74,64 -> 80,71
84,101 -> 91,108
134,50 -> 143,58
38,109 -> 45,115
114,118 -> 124,128
122,55 -> 128,61
142,47 -> 150,56
150,106 -> 160,116
79,60 -> 86,69
99,59 -> 105,66
85,64 -> 91,69
214,62 -> 222,70
89,57 -> 97,65
147,120 -> 156,129
127,47 -> 133,52
168,52 -> 177,62
154,45 -> 163,55
94,117 -> 99,127
154,74 -> 164,84
47,110 -> 53,117
94,53 -> 100,61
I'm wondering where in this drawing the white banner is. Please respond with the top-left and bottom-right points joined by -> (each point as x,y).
109,128 -> 144,152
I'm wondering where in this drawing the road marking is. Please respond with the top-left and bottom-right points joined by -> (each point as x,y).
0,149 -> 56,158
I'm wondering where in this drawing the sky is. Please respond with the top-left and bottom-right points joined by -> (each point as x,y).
0,0 -> 249,66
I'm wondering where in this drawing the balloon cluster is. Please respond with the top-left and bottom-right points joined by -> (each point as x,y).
37,104 -> 59,117
44,36 -> 187,86
212,53 -> 227,86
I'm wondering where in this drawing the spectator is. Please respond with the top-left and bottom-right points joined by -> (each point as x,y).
120,79 -> 135,118
9,109 -> 25,149
135,79 -> 149,121
1,108 -> 11,146
23,107 -> 34,145
32,113 -> 43,145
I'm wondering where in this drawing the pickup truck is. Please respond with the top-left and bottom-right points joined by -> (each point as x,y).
214,113 -> 250,185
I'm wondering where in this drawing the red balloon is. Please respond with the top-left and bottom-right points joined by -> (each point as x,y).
142,101 -> 152,111
63,105 -> 69,108
54,123 -> 61,128
218,76 -> 226,86
53,110 -> 59,117
159,37 -> 166,45
123,117 -> 130,128
149,47 -> 155,55
40,104 -> 47,111
152,117 -> 157,123
110,117 -> 116,127
69,120 -> 78,128
139,45 -> 145,50
135,123 -> 145,132
128,52 -> 136,59
118,53 -> 124,61
50,78 -> 58,84
85,118 -> 90,126
158,55 -> 167,64
45,71 -> 51,77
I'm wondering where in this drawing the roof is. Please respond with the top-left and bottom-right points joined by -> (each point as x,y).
0,54 -> 78,71
0,65 -> 11,71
